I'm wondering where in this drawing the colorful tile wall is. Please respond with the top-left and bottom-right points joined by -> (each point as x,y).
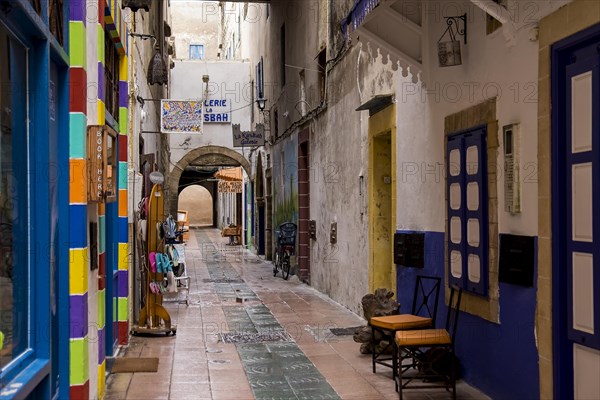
69,0 -> 89,398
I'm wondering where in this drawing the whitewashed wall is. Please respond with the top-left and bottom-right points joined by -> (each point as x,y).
168,60 -> 251,170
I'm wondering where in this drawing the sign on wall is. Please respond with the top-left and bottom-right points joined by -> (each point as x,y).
233,123 -> 265,147
87,126 -> 117,203
161,100 -> 203,133
203,99 -> 231,123
218,180 -> 243,193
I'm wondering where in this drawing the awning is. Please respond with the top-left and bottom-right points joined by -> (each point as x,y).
214,167 -> 243,182
342,0 -> 381,36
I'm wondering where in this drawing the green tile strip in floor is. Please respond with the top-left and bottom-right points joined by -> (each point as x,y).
197,231 -> 339,400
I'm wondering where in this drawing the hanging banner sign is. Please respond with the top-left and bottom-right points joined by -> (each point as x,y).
232,123 -> 265,147
161,100 -> 203,133
218,180 -> 243,193
204,99 -> 231,123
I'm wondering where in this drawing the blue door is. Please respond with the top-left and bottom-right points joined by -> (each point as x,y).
258,205 -> 265,255
553,24 -> 600,399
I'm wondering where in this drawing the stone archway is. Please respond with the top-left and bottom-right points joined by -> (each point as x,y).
167,145 -> 251,217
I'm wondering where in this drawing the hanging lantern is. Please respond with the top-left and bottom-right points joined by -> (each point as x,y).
147,50 -> 168,85
437,14 -> 467,68
122,0 -> 152,12
438,41 -> 462,67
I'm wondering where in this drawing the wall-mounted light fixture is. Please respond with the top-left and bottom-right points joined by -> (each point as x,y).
438,13 -> 467,67
256,97 -> 267,111
256,56 -> 267,111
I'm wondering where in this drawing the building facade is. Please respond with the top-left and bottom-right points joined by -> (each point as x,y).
245,0 -> 600,398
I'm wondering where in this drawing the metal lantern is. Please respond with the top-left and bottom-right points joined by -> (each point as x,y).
122,0 -> 151,12
438,40 -> 462,67
437,14 -> 467,68
147,50 -> 168,85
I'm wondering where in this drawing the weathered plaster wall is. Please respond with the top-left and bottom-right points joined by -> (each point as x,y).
169,60 -> 251,169
131,11 -> 165,169
310,45 -> 369,315
171,0 -> 220,60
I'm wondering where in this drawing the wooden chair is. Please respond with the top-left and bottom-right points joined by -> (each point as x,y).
394,285 -> 463,400
369,275 -> 441,384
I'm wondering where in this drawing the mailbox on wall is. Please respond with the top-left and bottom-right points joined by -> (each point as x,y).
394,233 -> 425,268
87,126 -> 117,203
499,234 -> 535,287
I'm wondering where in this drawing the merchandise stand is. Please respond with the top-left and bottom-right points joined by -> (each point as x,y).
132,184 -> 177,336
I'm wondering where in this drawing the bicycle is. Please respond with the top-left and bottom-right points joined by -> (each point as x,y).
273,222 -> 296,280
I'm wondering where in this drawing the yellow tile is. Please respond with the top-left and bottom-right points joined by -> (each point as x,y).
119,56 -> 128,81
118,243 -> 129,270
70,159 -> 87,204
98,100 -> 105,125
70,248 -> 89,295
98,361 -> 106,399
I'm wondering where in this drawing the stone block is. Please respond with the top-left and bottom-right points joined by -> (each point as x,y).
538,46 -> 550,79
568,1 -> 600,32
538,196 -> 552,238
538,77 -> 550,119
538,357 -> 554,400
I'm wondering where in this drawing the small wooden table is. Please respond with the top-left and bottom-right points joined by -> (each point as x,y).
221,226 -> 242,245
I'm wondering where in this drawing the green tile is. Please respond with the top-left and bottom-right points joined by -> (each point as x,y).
69,338 -> 89,385
97,289 -> 106,328
97,25 -> 105,65
69,22 -> 86,68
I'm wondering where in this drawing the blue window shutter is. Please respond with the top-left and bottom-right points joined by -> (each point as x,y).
447,135 -> 465,289
464,129 -> 488,296
447,127 -> 488,296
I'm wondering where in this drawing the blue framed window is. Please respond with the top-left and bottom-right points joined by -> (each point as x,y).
0,22 -> 30,374
189,44 -> 205,60
447,126 -> 489,296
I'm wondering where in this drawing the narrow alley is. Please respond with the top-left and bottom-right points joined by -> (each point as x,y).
104,228 -> 487,400
2,0 -> 600,399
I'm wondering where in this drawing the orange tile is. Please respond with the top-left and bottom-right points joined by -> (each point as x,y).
70,159 -> 87,204
118,190 -> 127,217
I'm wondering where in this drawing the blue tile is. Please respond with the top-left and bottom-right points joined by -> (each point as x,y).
69,204 -> 87,248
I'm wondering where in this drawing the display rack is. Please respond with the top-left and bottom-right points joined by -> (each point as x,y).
132,184 -> 177,336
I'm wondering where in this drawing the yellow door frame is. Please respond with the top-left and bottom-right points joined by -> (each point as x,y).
368,104 -> 397,294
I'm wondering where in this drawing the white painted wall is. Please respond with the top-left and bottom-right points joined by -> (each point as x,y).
171,0 -> 221,61
354,1 -> 571,238
168,60 -> 252,169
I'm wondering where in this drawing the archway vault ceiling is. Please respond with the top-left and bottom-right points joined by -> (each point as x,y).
189,154 -> 241,168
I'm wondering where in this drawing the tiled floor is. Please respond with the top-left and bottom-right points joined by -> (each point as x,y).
104,228 -> 490,400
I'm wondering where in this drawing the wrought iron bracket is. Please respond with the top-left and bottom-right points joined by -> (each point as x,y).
444,14 -> 467,45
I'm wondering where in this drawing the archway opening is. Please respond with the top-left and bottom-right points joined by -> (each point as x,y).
178,185 -> 213,227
